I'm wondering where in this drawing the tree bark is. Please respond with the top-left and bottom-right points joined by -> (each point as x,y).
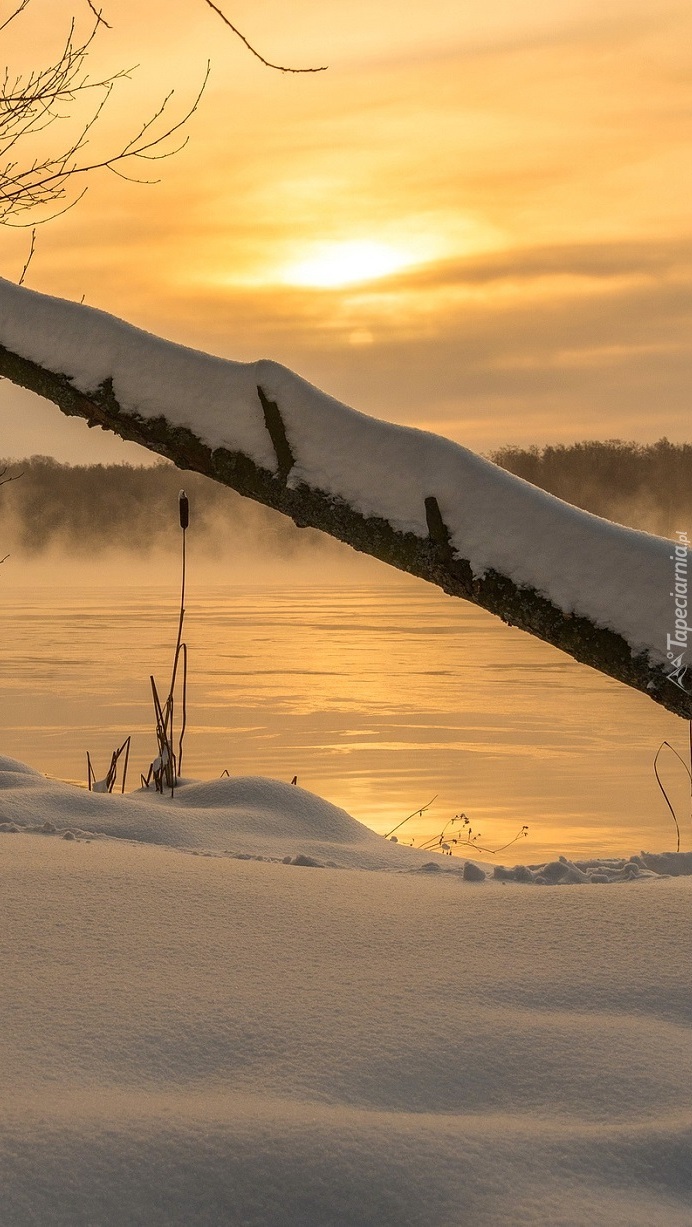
1,339 -> 689,720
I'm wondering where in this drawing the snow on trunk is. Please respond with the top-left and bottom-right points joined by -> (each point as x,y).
0,276 -> 689,717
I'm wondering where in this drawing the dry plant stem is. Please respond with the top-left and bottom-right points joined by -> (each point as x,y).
86,735 -> 130,792
169,527 -> 186,707
177,642 -> 188,777
417,823 -> 528,857
417,815 -> 469,852
2,338 -> 691,720
485,827 -> 529,854
652,740 -> 691,852
165,525 -> 188,791
384,794 -> 438,839
149,675 -> 174,793
468,826 -> 529,856
119,735 -> 130,793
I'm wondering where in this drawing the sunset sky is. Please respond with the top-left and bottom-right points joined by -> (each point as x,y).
1,0 -> 690,463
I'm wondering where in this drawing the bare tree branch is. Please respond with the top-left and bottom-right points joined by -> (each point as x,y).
0,464 -> 23,486
0,0 -> 29,35
201,0 -> 328,73
0,0 -> 324,228
84,0 -> 111,29
0,460 -> 23,564
0,15 -> 209,226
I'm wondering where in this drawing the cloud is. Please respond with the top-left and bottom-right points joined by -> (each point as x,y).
8,0 -> 692,463
388,237 -> 692,291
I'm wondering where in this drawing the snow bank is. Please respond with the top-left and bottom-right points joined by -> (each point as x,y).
0,278 -> 687,668
0,755 -> 451,871
1,756 -> 689,882
2,829 -> 691,1226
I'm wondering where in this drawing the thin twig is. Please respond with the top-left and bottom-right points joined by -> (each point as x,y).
17,225 -> 34,283
85,0 -> 111,28
201,0 -> 327,73
0,0 -> 29,34
474,826 -> 530,855
0,14 -> 207,226
415,812 -> 529,858
0,465 -> 23,486
4,186 -> 88,229
385,795 -> 438,839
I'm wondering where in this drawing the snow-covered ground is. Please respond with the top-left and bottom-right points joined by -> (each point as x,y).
2,755 -> 692,1225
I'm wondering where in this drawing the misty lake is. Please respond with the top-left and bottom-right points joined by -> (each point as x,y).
1,579 -> 688,864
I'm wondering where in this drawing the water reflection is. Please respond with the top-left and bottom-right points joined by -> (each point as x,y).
1,581 -> 688,862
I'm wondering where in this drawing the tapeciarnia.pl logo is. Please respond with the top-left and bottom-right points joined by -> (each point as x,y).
665,530 -> 690,692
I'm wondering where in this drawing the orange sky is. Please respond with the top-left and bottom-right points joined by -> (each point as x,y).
1,0 -> 691,463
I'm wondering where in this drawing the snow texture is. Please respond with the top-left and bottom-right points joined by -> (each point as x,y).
1,755 -> 692,1226
0,278 -> 686,667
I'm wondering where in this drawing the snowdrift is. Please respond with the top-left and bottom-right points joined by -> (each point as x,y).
1,755 -> 691,883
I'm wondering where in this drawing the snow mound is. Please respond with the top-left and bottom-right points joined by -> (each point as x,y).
0,755 -> 457,871
0,755 -> 44,779
492,852 -> 692,884
1,757 -> 691,881
162,775 -> 373,840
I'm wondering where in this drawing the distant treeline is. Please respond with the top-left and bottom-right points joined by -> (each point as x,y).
0,456 -> 327,558
488,438 -> 692,537
1,439 -> 691,556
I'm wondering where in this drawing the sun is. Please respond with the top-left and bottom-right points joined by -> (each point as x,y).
280,239 -> 416,289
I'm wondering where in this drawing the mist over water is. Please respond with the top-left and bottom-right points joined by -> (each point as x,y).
1,449 -> 690,864
0,456 -> 387,587
2,439 -> 690,579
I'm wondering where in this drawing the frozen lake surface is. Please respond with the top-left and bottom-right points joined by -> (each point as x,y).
0,581 -> 688,863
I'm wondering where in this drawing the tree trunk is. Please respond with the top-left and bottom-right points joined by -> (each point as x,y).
0,333 -> 689,721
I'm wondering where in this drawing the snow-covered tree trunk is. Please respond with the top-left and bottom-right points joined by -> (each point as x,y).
0,278 -> 689,719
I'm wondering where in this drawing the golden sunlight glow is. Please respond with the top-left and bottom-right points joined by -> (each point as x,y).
6,0 -> 691,453
280,240 -> 417,288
